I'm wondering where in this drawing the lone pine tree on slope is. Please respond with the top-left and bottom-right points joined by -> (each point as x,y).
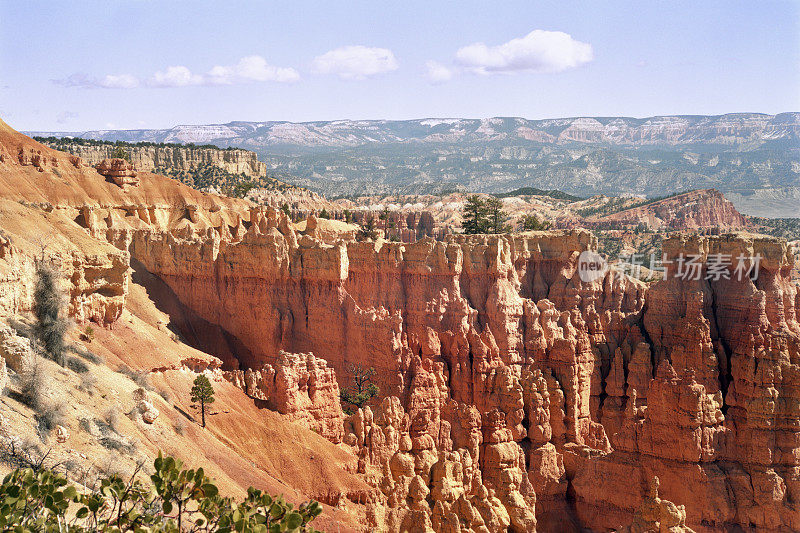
191,374 -> 215,428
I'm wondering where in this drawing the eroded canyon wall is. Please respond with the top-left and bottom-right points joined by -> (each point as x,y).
104,202 -> 800,531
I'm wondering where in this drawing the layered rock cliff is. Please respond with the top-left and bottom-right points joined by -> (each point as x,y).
36,139 -> 268,178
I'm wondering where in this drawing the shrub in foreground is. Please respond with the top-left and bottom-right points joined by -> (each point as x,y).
0,451 -> 322,531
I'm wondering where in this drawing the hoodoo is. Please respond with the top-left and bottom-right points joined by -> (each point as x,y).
96,158 -> 139,187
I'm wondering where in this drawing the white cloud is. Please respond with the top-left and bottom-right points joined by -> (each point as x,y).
99,73 -> 140,89
205,55 -> 300,84
426,30 -> 593,82
455,30 -> 593,74
149,66 -> 204,87
312,46 -> 398,80
425,60 -> 454,83
54,72 -> 140,89
54,56 -> 299,89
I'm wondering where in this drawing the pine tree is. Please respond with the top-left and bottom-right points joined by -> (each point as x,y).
379,207 -> 390,232
520,214 -> 551,231
461,195 -> 488,234
110,146 -> 131,162
357,216 -> 379,241
190,375 -> 215,428
485,197 -> 510,233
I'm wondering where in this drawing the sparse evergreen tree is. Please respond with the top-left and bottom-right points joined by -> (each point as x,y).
520,214 -> 551,231
485,197 -> 510,233
33,261 -> 69,366
461,195 -> 488,234
280,203 -> 291,217
319,208 -> 330,219
190,375 -> 215,428
357,216 -> 379,241
110,146 -> 131,162
344,209 -> 353,224
379,207 -> 390,232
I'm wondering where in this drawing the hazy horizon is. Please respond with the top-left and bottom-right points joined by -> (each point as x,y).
21,111 -> 799,135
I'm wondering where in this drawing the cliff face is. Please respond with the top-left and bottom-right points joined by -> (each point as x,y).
38,141 -> 268,178
574,233 -> 800,531
0,117 -> 250,325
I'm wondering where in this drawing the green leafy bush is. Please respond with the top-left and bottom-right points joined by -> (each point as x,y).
0,451 -> 322,531
520,214 -> 551,231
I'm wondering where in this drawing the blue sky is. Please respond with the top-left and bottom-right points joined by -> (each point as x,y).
1,0 -> 798,131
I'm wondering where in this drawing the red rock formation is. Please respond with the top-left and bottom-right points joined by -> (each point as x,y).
126,220 -> 650,530
573,233 -> 800,532
224,351 -> 345,443
598,189 -> 746,230
96,158 -> 139,187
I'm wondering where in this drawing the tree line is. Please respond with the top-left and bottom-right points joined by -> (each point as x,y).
461,195 -> 551,234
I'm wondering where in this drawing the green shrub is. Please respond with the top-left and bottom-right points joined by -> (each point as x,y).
81,325 -> 95,343
0,452 -> 323,531
520,214 -> 551,231
110,146 -> 131,162
357,217 -> 378,241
